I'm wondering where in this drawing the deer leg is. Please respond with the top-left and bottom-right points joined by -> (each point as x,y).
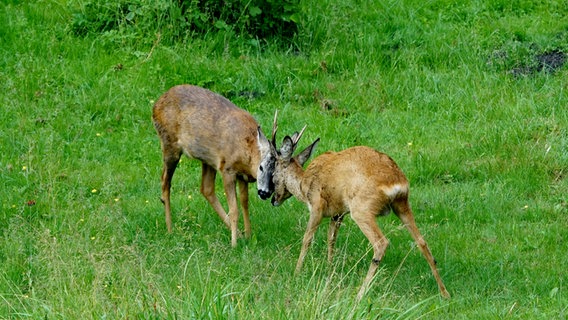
392,199 -> 450,299
351,210 -> 389,301
200,163 -> 231,229
160,149 -> 181,233
295,211 -> 323,274
237,179 -> 251,239
221,171 -> 240,248
327,214 -> 344,263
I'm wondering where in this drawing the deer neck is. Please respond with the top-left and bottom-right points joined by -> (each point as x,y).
249,150 -> 260,180
284,161 -> 308,203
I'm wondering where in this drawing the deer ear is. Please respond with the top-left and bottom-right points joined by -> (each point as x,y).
295,138 -> 319,166
258,127 -> 278,155
280,136 -> 295,160
257,127 -> 270,152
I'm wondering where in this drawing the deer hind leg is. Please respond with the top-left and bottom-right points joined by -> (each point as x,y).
200,163 -> 231,230
351,209 -> 389,301
392,198 -> 450,298
327,214 -> 344,263
237,179 -> 251,239
160,147 -> 182,233
295,211 -> 324,275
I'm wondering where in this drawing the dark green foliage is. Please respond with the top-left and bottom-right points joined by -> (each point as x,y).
70,0 -> 299,45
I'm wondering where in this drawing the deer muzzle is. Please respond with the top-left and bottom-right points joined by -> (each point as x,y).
270,196 -> 281,207
258,189 -> 272,200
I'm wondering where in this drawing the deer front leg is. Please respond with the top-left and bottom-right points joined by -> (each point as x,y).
221,171 -> 240,248
327,214 -> 344,263
238,179 -> 251,239
200,163 -> 231,229
295,211 -> 323,274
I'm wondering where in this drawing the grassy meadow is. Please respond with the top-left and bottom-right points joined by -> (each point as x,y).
1,0 -> 567,318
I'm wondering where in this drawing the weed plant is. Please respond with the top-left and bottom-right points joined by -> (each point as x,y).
1,0 -> 567,318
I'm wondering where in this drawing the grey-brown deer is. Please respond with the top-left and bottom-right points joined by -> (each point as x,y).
152,84 -> 277,247
260,130 -> 450,299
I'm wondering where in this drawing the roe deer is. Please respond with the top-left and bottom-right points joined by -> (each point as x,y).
260,131 -> 450,299
152,84 -> 277,247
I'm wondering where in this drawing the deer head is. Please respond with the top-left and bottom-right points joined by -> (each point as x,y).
256,110 -> 280,200
267,125 -> 319,206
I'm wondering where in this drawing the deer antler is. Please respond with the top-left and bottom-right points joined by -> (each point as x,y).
292,125 -> 307,145
271,110 -> 278,147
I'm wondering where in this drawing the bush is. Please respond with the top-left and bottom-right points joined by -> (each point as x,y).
70,0 -> 299,45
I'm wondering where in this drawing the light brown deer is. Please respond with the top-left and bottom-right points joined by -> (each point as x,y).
152,84 -> 277,247
260,130 -> 450,299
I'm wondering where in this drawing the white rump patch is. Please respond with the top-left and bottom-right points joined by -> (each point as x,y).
382,184 -> 408,199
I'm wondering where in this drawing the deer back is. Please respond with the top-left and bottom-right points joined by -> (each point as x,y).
300,146 -> 409,215
152,85 -> 260,180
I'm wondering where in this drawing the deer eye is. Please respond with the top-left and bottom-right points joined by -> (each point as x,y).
259,165 -> 264,172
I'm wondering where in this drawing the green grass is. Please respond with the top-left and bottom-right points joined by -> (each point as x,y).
1,0 -> 567,318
